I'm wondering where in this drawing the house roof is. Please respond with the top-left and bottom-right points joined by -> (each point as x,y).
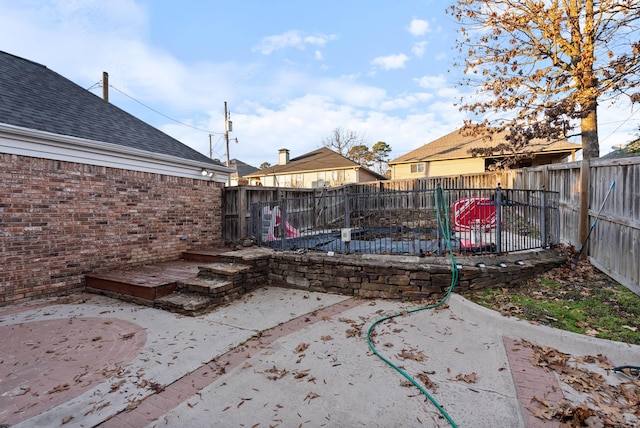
601,139 -> 640,159
244,147 -> 386,180
0,51 -> 216,165
390,128 -> 582,164
228,159 -> 259,177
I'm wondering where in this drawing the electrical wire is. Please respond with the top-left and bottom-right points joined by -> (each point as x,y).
103,84 -> 223,136
366,186 -> 459,428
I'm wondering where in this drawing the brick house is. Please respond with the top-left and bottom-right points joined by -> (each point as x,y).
0,51 -> 232,305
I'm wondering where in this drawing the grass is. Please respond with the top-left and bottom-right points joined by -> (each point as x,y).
460,261 -> 640,345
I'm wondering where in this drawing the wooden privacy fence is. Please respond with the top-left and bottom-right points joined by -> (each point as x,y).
222,157 -> 640,293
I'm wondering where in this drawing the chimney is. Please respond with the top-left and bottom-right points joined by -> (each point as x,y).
278,148 -> 290,165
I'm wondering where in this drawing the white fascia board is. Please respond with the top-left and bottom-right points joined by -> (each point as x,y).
0,123 -> 232,183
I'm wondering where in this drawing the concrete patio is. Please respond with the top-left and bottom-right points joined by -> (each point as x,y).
1,286 -> 638,427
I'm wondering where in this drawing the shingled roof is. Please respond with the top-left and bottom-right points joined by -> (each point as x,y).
244,147 -> 386,180
390,128 -> 581,164
0,51 -> 216,165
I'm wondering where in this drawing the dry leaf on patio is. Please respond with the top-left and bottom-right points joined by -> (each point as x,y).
304,391 -> 320,403
345,328 -> 360,338
417,372 -> 437,391
61,415 -> 74,425
396,349 -> 427,361
48,383 -> 70,394
293,369 -> 310,379
455,372 -> 477,383
120,332 -> 135,340
125,400 -> 140,411
320,335 -> 333,341
295,342 -> 309,353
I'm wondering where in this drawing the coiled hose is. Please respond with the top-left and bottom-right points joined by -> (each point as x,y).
366,186 -> 459,427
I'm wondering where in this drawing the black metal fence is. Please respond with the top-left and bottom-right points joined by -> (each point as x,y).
250,186 -> 559,256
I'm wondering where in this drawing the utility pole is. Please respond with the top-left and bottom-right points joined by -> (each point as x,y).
224,101 -> 231,167
102,72 -> 109,101
209,134 -> 213,159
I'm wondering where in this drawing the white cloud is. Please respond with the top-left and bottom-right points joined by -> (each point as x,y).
411,41 -> 428,57
371,54 -> 409,70
407,18 -> 430,36
0,1 -> 469,168
253,31 -> 337,55
414,74 -> 448,89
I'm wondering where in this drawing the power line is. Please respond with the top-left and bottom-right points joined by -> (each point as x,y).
97,83 -> 223,136
601,108 -> 640,144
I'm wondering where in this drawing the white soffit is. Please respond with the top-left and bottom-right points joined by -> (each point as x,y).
0,123 -> 232,183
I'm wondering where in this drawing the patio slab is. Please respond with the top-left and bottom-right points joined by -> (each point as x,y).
1,289 -> 638,427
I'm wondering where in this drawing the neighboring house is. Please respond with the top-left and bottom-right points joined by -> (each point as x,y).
389,128 -> 581,180
601,139 -> 640,159
0,51 -> 232,305
243,148 -> 387,188
227,158 -> 259,186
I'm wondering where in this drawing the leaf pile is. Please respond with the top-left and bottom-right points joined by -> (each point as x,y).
523,341 -> 639,427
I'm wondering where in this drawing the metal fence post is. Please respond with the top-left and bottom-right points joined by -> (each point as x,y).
495,184 -> 502,253
344,192 -> 351,254
540,186 -> 547,248
280,200 -> 286,251
344,192 -> 350,229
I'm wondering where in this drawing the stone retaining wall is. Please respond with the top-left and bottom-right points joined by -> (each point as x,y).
265,249 -> 565,300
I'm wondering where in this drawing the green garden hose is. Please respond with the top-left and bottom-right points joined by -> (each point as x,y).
366,187 -> 459,427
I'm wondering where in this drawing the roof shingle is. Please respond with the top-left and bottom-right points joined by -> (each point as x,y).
0,51 -> 215,164
391,128 -> 581,164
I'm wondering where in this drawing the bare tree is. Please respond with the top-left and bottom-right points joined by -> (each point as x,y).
322,127 -> 369,156
448,0 -> 640,160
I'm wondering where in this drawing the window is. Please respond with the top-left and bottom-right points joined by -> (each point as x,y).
410,163 -> 425,173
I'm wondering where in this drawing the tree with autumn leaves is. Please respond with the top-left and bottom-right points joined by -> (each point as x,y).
448,0 -> 640,247
448,0 -> 640,160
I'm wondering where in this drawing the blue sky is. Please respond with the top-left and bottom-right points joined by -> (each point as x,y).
1,0 -> 637,167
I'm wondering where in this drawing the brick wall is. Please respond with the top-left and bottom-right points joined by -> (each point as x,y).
0,153 -> 224,305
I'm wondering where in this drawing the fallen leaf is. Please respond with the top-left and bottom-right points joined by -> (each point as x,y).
417,372 -> 437,391
304,392 -> 319,403
48,383 -> 70,394
455,372 -> 477,383
295,343 -> 309,353
397,349 -> 427,361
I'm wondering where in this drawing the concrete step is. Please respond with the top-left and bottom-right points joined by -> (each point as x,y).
179,277 -> 237,296
197,262 -> 252,281
181,247 -> 231,263
154,291 -> 219,316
